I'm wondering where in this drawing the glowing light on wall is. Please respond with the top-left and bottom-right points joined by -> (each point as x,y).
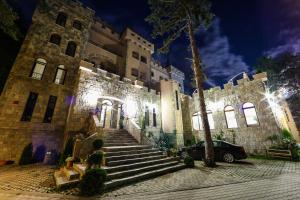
264,90 -> 285,128
83,90 -> 100,107
124,98 -> 137,118
207,100 -> 224,112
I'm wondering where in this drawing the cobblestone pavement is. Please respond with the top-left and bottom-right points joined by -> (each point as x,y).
101,173 -> 300,200
0,158 -> 300,199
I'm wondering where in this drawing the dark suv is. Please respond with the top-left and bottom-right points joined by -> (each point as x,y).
179,140 -> 247,163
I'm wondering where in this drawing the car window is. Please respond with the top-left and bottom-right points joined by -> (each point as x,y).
196,142 -> 204,147
213,141 -> 222,147
221,142 -> 231,147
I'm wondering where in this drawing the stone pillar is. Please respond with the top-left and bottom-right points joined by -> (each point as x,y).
110,102 -> 119,128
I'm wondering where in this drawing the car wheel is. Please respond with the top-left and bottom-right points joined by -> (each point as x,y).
223,153 -> 235,163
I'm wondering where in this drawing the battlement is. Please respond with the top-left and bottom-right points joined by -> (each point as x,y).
151,60 -> 168,74
192,72 -> 268,98
121,28 -> 154,53
79,60 -> 160,96
92,18 -> 120,40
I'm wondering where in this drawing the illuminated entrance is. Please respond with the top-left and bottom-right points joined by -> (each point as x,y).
96,97 -> 125,129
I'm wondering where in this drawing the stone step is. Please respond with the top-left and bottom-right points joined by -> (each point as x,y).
104,148 -> 159,157
102,145 -> 152,152
107,155 -> 167,167
105,151 -> 163,162
104,136 -> 136,140
104,138 -> 137,141
54,171 -> 79,189
106,160 -> 179,180
103,157 -> 179,173
61,167 -> 80,180
104,142 -> 139,147
105,163 -> 185,190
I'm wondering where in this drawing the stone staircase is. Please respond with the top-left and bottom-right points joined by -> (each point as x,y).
54,129 -> 185,190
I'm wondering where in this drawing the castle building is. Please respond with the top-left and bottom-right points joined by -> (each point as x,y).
0,0 -> 298,162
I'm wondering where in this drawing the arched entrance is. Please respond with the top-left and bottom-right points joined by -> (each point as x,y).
96,97 -> 125,129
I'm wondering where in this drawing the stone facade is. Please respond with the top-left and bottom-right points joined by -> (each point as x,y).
189,73 -> 283,153
0,0 -> 298,162
0,0 -> 94,161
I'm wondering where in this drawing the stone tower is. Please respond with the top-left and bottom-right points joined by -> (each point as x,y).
0,0 -> 94,161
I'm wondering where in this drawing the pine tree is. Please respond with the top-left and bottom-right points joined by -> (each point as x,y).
146,0 -> 215,166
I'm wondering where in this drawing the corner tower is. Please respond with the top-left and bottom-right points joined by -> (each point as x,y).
0,0 -> 94,161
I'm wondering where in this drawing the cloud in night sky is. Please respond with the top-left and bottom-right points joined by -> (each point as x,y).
197,19 -> 251,86
264,0 -> 300,57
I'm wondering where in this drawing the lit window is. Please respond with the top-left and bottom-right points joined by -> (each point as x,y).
207,110 -> 215,129
224,105 -> 238,128
73,20 -> 82,30
192,111 -> 214,130
49,34 -> 61,45
30,58 -> 46,80
243,102 -> 259,126
141,56 -> 147,64
56,12 -> 67,27
54,65 -> 66,85
192,112 -> 202,131
131,68 -> 139,77
65,41 -> 77,57
132,51 -> 139,59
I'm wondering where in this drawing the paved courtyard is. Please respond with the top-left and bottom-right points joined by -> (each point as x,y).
0,158 -> 300,199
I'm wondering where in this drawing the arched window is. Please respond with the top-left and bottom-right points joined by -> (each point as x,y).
65,41 -> 77,57
56,12 -> 67,27
49,34 -> 61,45
54,65 -> 66,85
192,112 -> 202,131
73,20 -> 82,30
224,106 -> 238,128
30,58 -> 46,80
192,110 -> 214,130
207,110 -> 215,129
243,102 -> 259,126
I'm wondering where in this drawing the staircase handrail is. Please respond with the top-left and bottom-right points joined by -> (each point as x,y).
124,117 -> 151,145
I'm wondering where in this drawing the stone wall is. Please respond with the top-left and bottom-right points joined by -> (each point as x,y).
67,65 -> 162,136
189,73 -> 281,153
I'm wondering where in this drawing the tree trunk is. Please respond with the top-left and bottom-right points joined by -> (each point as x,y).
187,22 -> 215,167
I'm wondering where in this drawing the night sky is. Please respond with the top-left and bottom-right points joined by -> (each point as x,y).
8,0 -> 300,94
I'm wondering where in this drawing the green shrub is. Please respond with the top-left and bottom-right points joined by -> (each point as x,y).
93,139 -> 103,150
184,156 -> 195,168
87,151 -> 103,167
80,168 -> 107,196
59,137 -> 74,166
19,143 -> 34,165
